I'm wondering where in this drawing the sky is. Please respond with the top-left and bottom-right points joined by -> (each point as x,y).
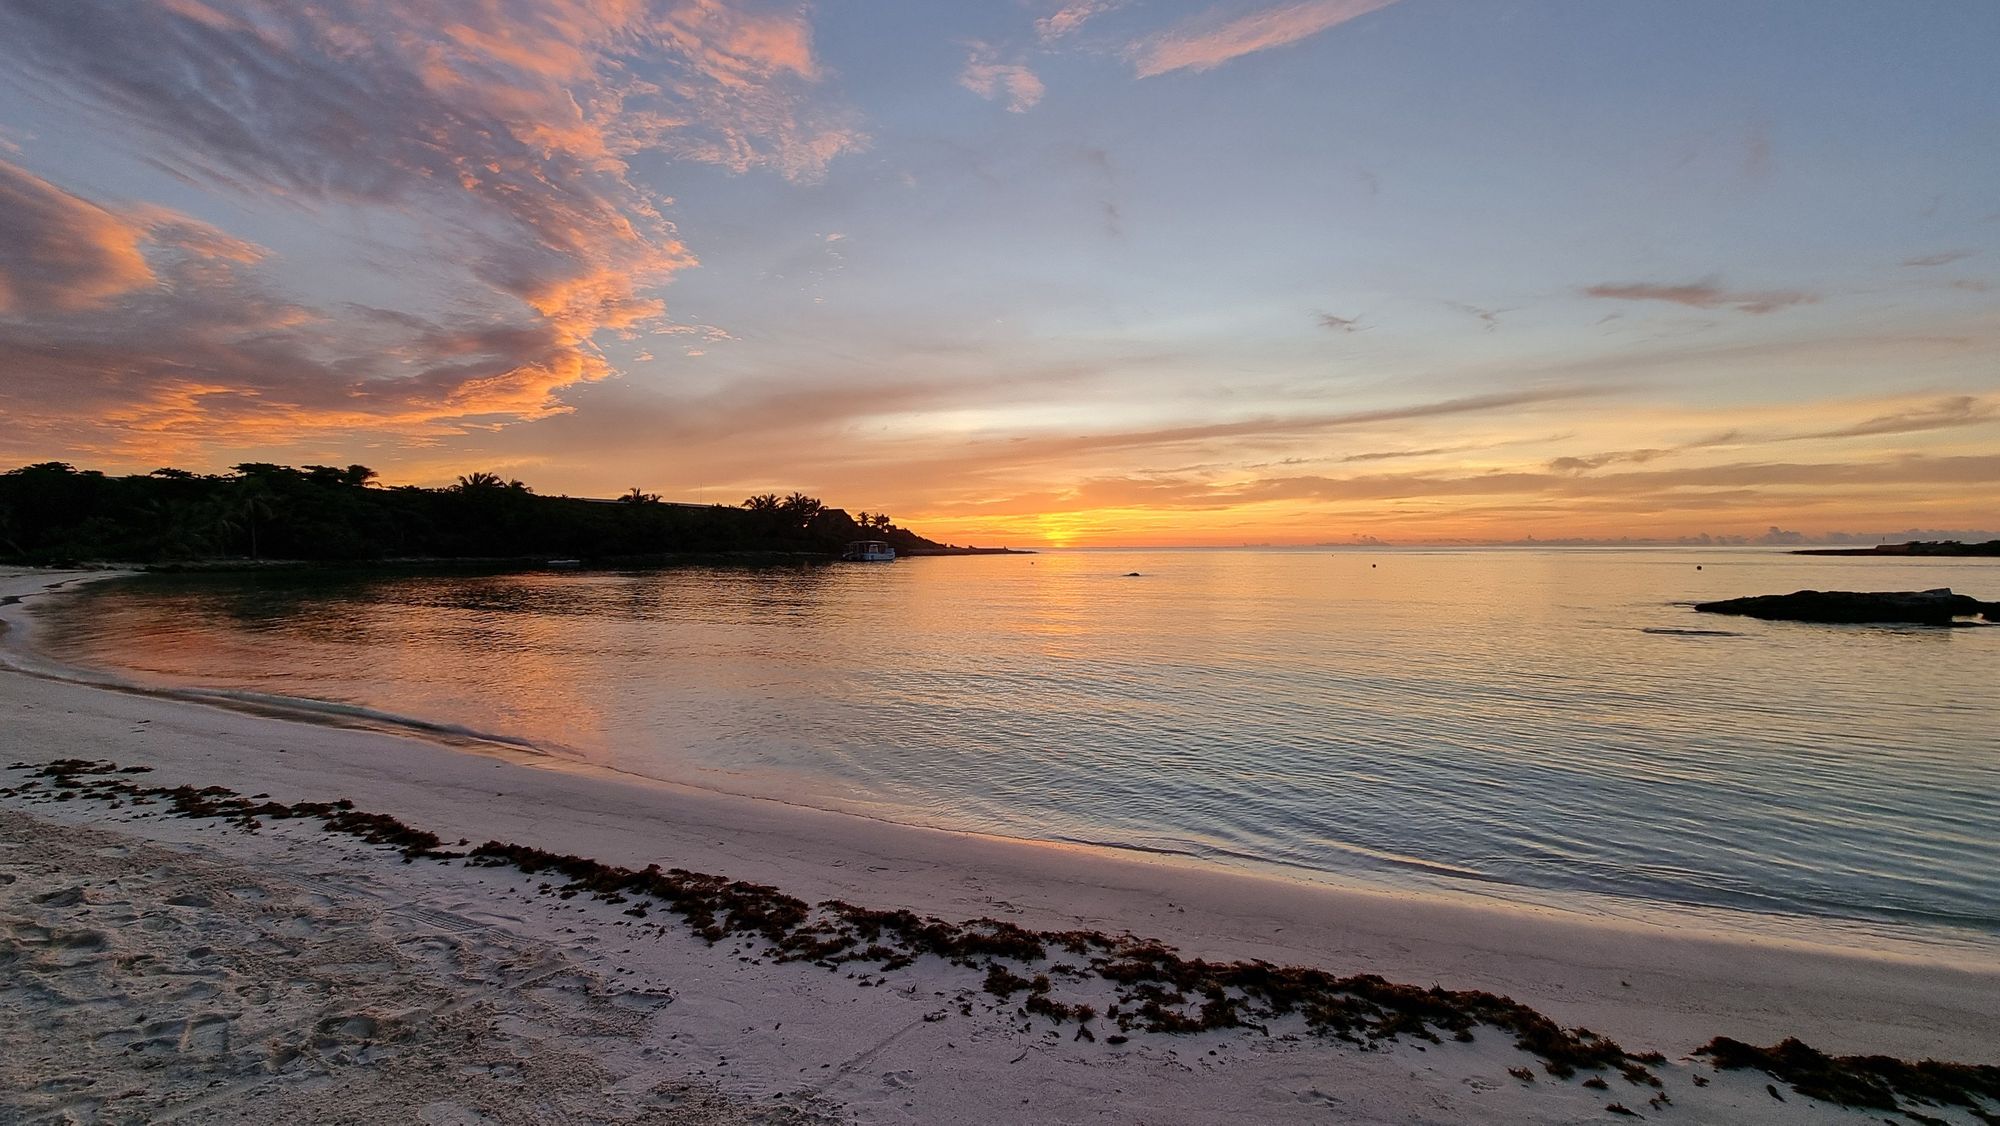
0,0 -> 1996,547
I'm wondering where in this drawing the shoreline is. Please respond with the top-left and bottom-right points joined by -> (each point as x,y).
13,568 -> 1998,972
4,567 -> 1999,1122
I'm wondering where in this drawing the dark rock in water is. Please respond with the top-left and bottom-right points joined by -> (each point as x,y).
1694,588 -> 1999,625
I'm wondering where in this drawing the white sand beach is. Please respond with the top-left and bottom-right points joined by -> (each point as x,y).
3,568 -> 1996,1125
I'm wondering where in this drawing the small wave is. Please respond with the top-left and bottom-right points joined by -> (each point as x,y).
1641,627 -> 1743,637
1050,835 -> 1208,860
168,686 -> 559,755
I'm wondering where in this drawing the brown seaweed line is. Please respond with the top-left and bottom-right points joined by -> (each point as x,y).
8,758 -> 1998,1121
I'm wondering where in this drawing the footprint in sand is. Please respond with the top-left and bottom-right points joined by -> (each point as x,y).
1293,1087 -> 1342,1107
33,886 -> 86,907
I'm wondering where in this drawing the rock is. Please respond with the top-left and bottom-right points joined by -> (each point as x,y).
1693,588 -> 1998,625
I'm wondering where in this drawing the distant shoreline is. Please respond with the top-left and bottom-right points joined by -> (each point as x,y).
53,546 -> 1034,575
1792,540 -> 2000,557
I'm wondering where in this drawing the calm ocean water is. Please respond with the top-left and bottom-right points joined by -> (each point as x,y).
33,549 -> 2000,953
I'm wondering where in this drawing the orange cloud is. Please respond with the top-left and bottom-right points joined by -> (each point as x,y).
0,161 -> 155,314
1133,0 -> 1400,78
0,1 -> 868,462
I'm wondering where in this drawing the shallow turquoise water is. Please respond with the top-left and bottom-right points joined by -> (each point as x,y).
36,548 -> 2000,950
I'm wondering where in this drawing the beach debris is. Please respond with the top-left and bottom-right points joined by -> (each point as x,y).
12,756 -> 2000,1121
1700,1037 -> 2000,1119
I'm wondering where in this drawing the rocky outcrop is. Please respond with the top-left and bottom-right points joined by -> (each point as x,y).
1694,588 -> 1999,625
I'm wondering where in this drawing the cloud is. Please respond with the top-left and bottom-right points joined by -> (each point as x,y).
1796,395 -> 1996,441
1132,0 -> 1400,78
0,1 -> 867,457
1546,430 -> 1740,474
1317,312 -> 1362,332
1548,449 -> 1672,474
1446,302 -> 1507,332
0,161 -> 155,314
1340,445 -> 1476,462
1581,278 -> 1818,315
1036,1 -> 1121,42
0,217 -> 640,464
830,386 -> 1612,485
960,44 -> 1046,112
1095,454 -> 2000,511
1902,250 -> 1974,268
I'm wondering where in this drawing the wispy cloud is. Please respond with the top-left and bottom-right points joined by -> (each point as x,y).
1132,0 -> 1400,78
1317,312 -> 1362,332
959,454 -> 2000,518
960,43 -> 1046,112
1446,301 -> 1508,332
1581,278 -> 1818,315
1796,395 -> 1996,441
1902,249 -> 1974,268
1036,0 -> 1122,42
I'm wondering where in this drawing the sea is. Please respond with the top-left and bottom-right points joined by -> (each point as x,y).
29,547 -> 2000,961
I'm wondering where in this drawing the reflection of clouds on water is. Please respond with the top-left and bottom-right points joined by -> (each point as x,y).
37,549 -> 2000,950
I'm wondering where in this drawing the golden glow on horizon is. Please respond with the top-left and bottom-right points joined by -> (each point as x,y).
0,3 -> 1995,546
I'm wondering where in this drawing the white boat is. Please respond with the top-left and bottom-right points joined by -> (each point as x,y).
841,540 -> 896,562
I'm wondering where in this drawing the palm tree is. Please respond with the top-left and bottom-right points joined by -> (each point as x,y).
780,492 -> 824,526
619,487 -> 661,505
305,464 -> 379,488
743,493 -> 781,511
223,478 -> 277,558
456,471 -> 505,492
870,513 -> 893,532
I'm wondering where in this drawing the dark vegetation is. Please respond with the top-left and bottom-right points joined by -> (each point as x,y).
0,461 -> 1009,565
9,758 -> 1998,1120
1794,541 -> 2000,558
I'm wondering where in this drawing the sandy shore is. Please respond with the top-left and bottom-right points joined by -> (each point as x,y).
2,568 -> 1996,1124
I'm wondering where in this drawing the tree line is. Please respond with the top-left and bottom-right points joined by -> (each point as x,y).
0,462 -> 944,565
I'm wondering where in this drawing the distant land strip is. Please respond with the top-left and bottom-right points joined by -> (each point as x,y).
1792,540 -> 2000,557
0,461 -> 1027,566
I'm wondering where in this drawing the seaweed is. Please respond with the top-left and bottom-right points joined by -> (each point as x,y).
12,755 -> 1996,1118
1699,1037 -> 2000,1119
